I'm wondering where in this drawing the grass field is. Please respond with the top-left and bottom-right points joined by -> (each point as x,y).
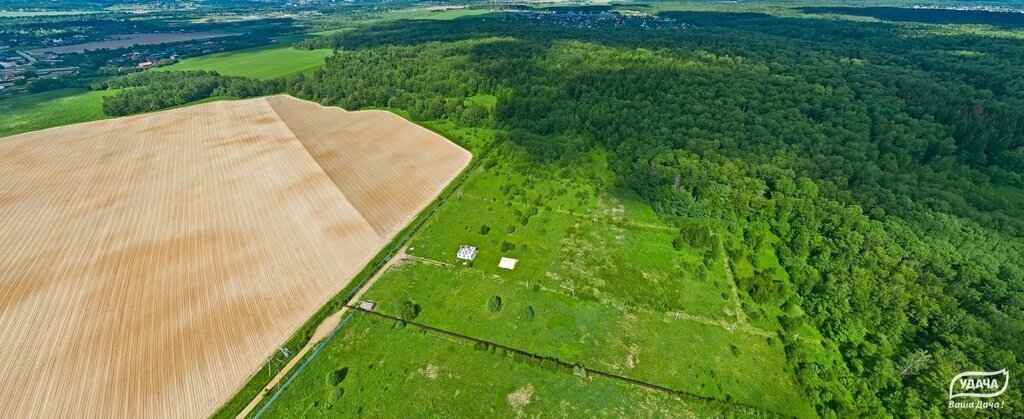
258,129 -> 816,416
157,34 -> 331,79
0,89 -> 239,139
0,88 -> 112,138
464,94 -> 498,110
257,313 -> 758,417
407,144 -> 734,318
358,260 -> 811,416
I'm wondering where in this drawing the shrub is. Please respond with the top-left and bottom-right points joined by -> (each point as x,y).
488,295 -> 503,312
400,301 -> 421,321
326,367 -> 348,386
521,305 -> 535,321
672,235 -> 685,250
328,386 -> 345,403
479,224 -> 491,235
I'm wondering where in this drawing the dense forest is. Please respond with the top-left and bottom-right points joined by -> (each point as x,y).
101,8 -> 1023,417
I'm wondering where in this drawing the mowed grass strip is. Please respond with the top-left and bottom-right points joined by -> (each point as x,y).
258,312 -> 753,417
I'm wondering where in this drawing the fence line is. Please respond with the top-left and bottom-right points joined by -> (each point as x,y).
253,310 -> 357,418
347,306 -> 783,417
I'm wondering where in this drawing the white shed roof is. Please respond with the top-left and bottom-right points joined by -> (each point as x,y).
498,257 -> 518,270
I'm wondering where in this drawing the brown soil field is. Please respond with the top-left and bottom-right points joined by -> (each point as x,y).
0,96 -> 471,418
29,32 -> 238,55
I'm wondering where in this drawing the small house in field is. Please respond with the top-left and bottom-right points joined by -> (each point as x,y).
498,257 -> 518,270
457,245 -> 478,260
357,301 -> 376,311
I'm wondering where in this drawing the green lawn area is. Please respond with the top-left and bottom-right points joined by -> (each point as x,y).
408,143 -> 733,318
349,137 -> 812,415
157,37 -> 332,80
0,88 -> 113,138
464,94 -> 497,110
258,312 -> 754,418
360,262 -> 814,417
420,120 -> 497,154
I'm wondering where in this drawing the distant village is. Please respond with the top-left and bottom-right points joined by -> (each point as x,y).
0,34 -> 259,96
501,8 -> 694,30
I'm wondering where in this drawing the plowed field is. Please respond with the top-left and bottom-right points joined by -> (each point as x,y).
0,96 -> 470,418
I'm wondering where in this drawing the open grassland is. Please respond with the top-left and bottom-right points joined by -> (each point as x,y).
258,313 -> 759,417
0,96 -> 469,417
409,145 -> 735,319
0,89 -> 237,139
262,137 -> 815,416
0,88 -> 112,138
361,260 -> 811,416
463,94 -> 498,110
157,35 -> 332,80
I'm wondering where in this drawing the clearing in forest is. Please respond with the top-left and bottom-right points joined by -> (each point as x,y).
0,95 -> 470,418
156,36 -> 332,80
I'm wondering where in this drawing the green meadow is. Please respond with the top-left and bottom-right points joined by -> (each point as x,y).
254,121 -> 818,415
408,144 -> 735,319
257,313 -> 755,418
463,94 -> 498,110
0,89 -> 237,138
157,35 -> 332,80
360,260 -> 811,416
0,88 -> 112,138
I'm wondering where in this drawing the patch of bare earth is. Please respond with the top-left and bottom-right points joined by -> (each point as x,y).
507,384 -> 534,417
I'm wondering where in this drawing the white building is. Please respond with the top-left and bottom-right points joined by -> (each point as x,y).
457,245 -> 478,260
357,301 -> 376,311
498,257 -> 518,270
